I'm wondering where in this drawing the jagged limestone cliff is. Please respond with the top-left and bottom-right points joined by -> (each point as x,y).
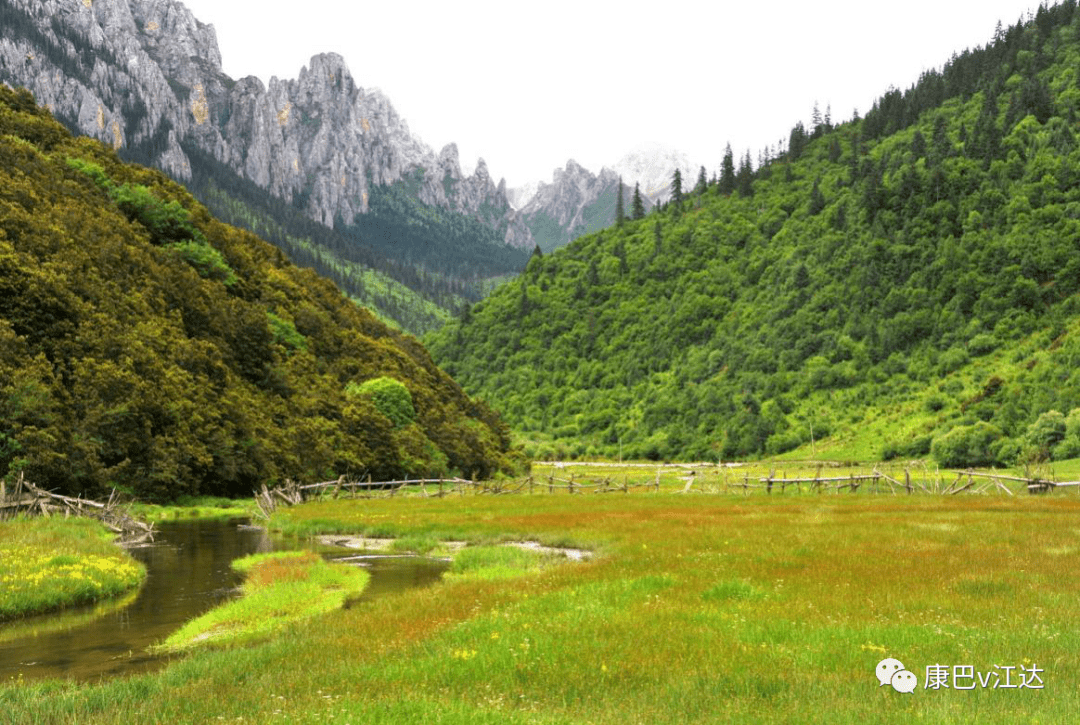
0,0 -> 532,250
517,160 -> 646,252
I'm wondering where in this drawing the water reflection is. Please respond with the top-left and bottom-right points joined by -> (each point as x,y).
0,519 -> 447,682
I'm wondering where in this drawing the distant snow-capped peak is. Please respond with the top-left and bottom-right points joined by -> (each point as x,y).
610,142 -> 700,202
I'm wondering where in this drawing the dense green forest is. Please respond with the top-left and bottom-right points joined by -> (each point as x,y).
0,85 -> 520,501
181,145 -> 468,335
428,1 -> 1080,467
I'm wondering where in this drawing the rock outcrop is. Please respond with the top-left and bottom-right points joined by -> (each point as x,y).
0,0 -> 533,249
516,159 -> 641,252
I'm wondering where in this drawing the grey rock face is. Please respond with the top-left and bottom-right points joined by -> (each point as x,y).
517,159 -> 639,252
0,0 -> 533,249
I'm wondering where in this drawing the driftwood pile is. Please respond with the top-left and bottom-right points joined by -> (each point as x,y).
0,472 -> 154,543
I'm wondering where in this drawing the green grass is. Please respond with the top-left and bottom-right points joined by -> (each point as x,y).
3,493 -> 1078,723
388,534 -> 448,556
151,550 -> 369,654
130,496 -> 254,522
0,517 -> 145,620
445,545 -> 558,581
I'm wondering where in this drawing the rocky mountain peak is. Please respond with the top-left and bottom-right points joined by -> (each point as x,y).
131,0 -> 222,80
474,157 -> 490,182
295,52 -> 356,97
514,156 -> 655,253
438,143 -> 462,177
0,0 -> 534,249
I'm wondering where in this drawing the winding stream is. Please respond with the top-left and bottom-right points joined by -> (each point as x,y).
0,519 -> 448,682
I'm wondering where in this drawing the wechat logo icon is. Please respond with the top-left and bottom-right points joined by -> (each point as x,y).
877,658 -> 918,693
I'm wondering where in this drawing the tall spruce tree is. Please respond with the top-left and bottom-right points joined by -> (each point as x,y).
694,165 -> 708,195
736,151 -> 754,196
671,168 -> 683,207
719,143 -> 736,195
615,176 -> 625,226
631,182 -> 645,220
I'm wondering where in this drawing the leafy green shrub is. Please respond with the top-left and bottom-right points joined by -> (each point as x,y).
967,333 -> 998,356
924,395 -> 946,412
346,377 -> 415,428
765,431 -> 802,456
167,240 -> 237,286
1052,408 -> 1080,460
937,345 -> 970,375
930,422 -> 1006,467
881,434 -> 932,461
1025,410 -> 1066,455
266,312 -> 306,351
66,157 -> 112,189
111,183 -> 201,245
992,437 -> 1022,466
392,423 -> 449,476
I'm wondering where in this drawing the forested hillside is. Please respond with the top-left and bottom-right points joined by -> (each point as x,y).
429,1 -> 1080,467
179,144 -> 478,335
0,85 -> 520,501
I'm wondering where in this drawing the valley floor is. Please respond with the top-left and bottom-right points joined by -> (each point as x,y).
2,486 -> 1077,724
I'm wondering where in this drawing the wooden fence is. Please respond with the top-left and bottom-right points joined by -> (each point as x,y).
0,472 -> 155,543
252,465 -> 1077,515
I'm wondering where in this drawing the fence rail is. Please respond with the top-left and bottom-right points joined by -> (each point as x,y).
0,472 -> 154,543
252,465 -> 1075,516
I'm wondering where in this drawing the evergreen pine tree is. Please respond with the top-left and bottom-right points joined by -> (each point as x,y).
736,151 -> 754,197
694,165 -> 707,195
788,122 -> 808,160
808,177 -> 826,215
719,143 -> 736,195
671,168 -> 683,207
615,176 -> 625,227
631,182 -> 645,220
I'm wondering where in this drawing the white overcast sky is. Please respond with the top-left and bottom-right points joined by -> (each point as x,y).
178,0 -> 1040,189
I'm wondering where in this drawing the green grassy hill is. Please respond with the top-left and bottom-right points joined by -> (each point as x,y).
0,86 -> 520,501
428,1 -> 1080,467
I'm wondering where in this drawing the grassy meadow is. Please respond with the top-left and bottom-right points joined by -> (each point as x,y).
0,517 -> 145,621
153,550 -> 370,654
2,479 -> 1077,724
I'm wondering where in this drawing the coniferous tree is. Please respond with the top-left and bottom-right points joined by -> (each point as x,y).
671,168 -> 683,206
808,177 -> 826,215
736,151 -> 754,197
719,143 -> 736,195
694,166 -> 708,195
615,176 -> 625,227
631,182 -> 645,220
788,121 -> 808,160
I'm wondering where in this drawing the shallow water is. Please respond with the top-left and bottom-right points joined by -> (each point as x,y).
0,519 -> 447,682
